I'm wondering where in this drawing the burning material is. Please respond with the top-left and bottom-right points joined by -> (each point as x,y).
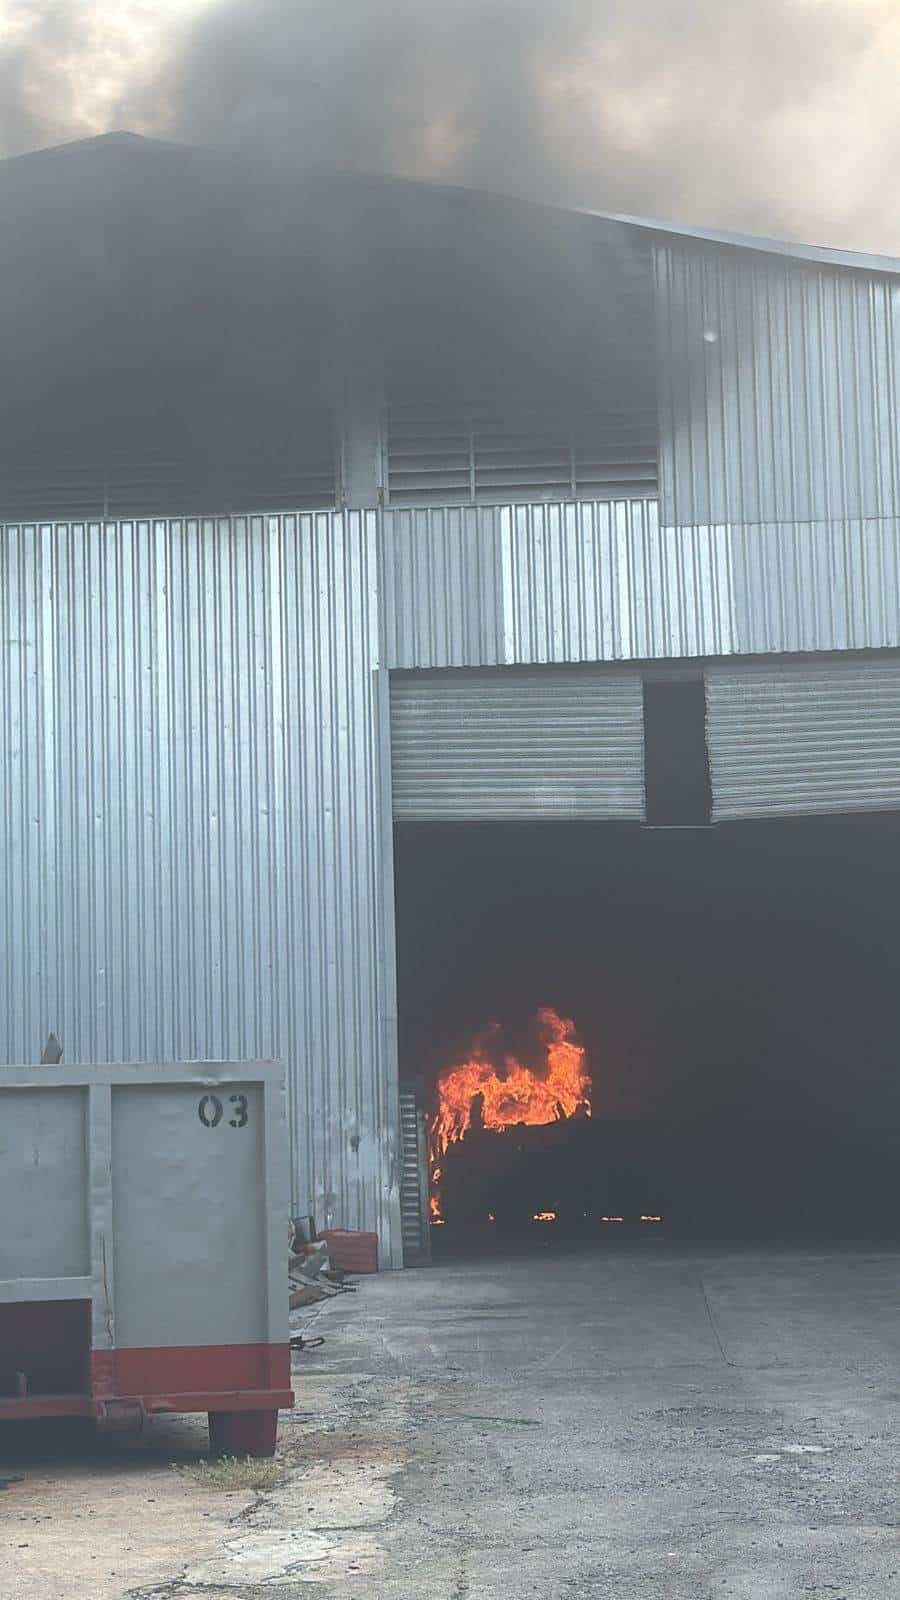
429,1007 -> 590,1223
532,1211 -> 558,1224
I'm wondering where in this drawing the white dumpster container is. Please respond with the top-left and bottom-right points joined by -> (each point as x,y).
0,1061 -> 293,1456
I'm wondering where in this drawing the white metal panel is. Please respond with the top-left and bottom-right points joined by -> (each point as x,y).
730,521 -> 900,657
0,1061 -> 289,1350
499,503 -> 735,665
391,666 -> 645,821
655,241 -> 900,529
111,1081 -> 266,1348
0,513 -> 402,1266
381,503 -> 900,673
707,657 -> 900,820
380,500 -> 736,669
380,505 -> 505,667
0,1089 -> 89,1279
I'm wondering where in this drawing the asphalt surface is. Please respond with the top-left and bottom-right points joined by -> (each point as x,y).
3,1243 -> 896,1598
291,1243 -> 900,1599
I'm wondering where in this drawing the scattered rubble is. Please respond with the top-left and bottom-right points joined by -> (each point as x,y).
287,1221 -> 362,1315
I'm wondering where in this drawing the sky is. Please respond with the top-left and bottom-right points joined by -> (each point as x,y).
2,0 -> 900,252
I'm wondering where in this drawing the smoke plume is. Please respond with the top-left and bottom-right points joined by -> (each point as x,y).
2,1 -> 900,251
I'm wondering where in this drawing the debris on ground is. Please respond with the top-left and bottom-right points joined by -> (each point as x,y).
293,1238 -> 330,1278
287,1224 -> 359,1313
289,1332 -> 325,1352
289,1280 -> 324,1310
290,1215 -> 317,1248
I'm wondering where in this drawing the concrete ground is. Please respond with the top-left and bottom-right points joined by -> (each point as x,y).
1,1244 -> 898,1598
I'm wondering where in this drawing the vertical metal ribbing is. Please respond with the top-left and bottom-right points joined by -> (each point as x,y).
0,510 -> 399,1260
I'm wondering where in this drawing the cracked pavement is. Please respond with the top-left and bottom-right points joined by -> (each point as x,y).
1,1245 -> 898,1598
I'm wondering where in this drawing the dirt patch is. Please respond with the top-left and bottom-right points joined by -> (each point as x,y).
0,1373 -> 416,1600
0,1415 -> 252,1600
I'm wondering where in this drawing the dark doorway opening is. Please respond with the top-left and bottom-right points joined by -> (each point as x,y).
395,816 -> 900,1251
643,678 -> 711,826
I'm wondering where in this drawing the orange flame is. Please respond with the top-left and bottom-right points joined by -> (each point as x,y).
429,1007 -> 591,1220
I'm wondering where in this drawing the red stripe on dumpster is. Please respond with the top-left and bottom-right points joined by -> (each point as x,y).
97,1342 -> 291,1399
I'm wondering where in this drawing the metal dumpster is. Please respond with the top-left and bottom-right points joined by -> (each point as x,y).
0,1060 -> 293,1456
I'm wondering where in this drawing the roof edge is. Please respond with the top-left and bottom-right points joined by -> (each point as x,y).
2,132 -> 898,277
591,208 -> 900,278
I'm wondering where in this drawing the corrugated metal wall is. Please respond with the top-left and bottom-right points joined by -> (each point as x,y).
654,240 -> 900,529
730,521 -> 900,656
7,495 -> 900,1267
498,503 -> 735,664
381,500 -> 736,667
380,507 -> 505,667
707,658 -> 900,819
381,503 -> 900,669
0,512 -> 402,1265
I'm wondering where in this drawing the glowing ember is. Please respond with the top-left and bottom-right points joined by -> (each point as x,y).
640,1215 -> 662,1224
601,1216 -> 624,1224
532,1210 -> 558,1224
429,1007 -> 590,1224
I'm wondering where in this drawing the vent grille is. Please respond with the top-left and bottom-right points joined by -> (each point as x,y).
0,418 -> 337,522
398,1087 -> 431,1265
386,405 -> 657,505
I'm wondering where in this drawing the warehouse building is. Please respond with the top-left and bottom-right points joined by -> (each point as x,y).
2,133 -> 900,1264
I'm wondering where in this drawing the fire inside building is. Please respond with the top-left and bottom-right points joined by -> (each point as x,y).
2,132 -> 900,1266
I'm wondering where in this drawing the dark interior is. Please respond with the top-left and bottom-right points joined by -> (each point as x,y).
644,678 -> 711,826
0,137 -> 656,518
0,1301 -> 91,1397
395,814 -> 900,1246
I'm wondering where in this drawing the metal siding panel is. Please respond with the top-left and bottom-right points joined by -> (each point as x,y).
1,527 -> 42,1061
655,242 -> 900,528
0,1060 -> 289,1350
731,521 -> 900,657
379,505 -> 503,668
0,513 -> 401,1262
380,500 -> 737,668
390,666 -> 645,821
0,1088 -> 89,1277
707,657 -> 900,819
111,1080 -> 267,1348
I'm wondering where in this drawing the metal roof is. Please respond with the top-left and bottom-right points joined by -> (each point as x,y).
588,208 -> 900,279
3,131 -> 899,279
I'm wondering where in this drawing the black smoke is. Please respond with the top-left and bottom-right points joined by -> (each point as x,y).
2,3 -> 898,250
126,0 -> 900,251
